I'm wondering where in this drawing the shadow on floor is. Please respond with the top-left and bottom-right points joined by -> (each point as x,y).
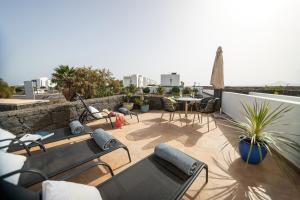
206,151 -> 296,200
126,119 -> 211,149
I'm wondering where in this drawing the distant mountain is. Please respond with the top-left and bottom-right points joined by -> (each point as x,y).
266,81 -> 300,86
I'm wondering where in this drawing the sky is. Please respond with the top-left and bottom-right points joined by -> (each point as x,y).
0,0 -> 300,86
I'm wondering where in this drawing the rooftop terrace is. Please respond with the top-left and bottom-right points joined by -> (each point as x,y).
23,111 -> 300,200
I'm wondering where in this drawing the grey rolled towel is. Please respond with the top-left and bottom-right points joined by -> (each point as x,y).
118,107 -> 130,115
91,128 -> 116,150
154,143 -> 200,176
69,120 -> 85,135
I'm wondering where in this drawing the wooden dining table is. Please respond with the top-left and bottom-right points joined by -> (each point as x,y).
176,97 -> 202,125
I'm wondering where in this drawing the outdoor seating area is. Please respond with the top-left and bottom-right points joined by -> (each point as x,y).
1,1 -> 300,199
1,110 -> 300,199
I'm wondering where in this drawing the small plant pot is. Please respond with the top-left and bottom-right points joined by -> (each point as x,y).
239,139 -> 267,164
140,104 -> 149,113
122,102 -> 134,111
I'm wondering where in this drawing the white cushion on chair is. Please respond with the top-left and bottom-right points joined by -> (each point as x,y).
42,180 -> 102,200
0,152 -> 26,185
0,128 -> 16,152
88,106 -> 103,119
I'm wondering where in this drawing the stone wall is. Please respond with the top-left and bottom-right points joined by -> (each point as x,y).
0,95 -> 124,136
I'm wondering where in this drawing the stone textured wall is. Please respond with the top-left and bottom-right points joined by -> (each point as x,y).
0,95 -> 124,136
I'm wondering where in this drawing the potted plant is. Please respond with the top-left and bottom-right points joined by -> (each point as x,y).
140,98 -> 150,113
122,92 -> 134,110
156,86 -> 165,95
226,100 -> 300,165
134,94 -> 150,113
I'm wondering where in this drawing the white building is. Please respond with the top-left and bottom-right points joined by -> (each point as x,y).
31,77 -> 55,89
123,74 -> 156,88
161,73 -> 180,86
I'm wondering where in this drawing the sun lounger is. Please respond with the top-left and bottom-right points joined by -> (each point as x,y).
74,94 -> 115,128
1,137 -> 131,188
0,125 -> 93,154
0,145 -> 207,200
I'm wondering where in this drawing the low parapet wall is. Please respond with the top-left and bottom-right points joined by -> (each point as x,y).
0,95 -> 124,136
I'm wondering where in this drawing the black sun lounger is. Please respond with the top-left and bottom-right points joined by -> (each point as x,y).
97,154 -> 207,200
1,153 -> 207,200
3,125 -> 93,154
74,94 -> 115,128
7,138 -> 131,188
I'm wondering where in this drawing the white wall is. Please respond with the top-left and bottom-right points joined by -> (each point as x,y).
161,74 -> 180,86
222,92 -> 300,168
249,92 -> 300,103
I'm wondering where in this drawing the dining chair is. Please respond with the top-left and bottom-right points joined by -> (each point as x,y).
192,98 -> 218,131
160,97 -> 182,126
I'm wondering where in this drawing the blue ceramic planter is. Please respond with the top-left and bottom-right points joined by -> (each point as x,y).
239,139 -> 267,164
141,104 -> 149,113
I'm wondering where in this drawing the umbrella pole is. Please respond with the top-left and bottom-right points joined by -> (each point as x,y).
214,89 -> 223,114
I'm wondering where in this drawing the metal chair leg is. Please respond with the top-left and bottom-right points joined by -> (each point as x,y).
204,164 -> 208,183
178,112 -> 182,126
108,117 -> 114,128
207,115 -> 210,131
160,112 -> 164,123
122,146 -> 132,163
193,113 -> 196,125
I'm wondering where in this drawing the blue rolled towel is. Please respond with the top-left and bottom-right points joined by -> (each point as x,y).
69,120 -> 85,135
118,107 -> 130,115
91,128 -> 116,150
154,143 -> 200,176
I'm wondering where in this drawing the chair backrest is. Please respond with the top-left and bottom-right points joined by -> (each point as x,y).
161,97 -> 175,112
202,98 -> 217,113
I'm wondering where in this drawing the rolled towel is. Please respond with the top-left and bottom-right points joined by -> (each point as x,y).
118,107 -> 130,115
154,143 -> 200,176
69,120 -> 85,135
91,129 -> 116,150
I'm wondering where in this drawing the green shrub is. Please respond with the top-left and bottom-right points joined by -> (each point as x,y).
0,79 -> 14,98
171,86 -> 180,95
182,87 -> 192,95
143,87 -> 150,94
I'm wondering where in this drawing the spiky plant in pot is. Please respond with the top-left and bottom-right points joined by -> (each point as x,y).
226,100 -> 300,164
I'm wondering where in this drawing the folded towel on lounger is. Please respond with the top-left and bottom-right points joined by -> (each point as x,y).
154,143 -> 200,176
91,129 -> 116,150
69,120 -> 85,135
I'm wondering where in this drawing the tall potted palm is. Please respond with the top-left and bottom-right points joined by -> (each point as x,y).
227,100 -> 300,164
52,65 -> 76,101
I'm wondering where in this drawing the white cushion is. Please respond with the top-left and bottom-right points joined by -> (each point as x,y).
42,180 -> 102,200
0,152 -> 26,185
18,134 -> 42,145
88,106 -> 103,119
0,128 -> 16,152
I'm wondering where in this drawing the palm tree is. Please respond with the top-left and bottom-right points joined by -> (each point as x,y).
52,65 -> 76,100
0,79 -> 14,98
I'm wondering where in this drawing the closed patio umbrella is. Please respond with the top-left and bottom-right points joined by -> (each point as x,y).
210,46 -> 224,89
210,46 -> 224,113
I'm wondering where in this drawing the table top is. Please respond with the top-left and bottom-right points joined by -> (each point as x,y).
176,97 -> 202,102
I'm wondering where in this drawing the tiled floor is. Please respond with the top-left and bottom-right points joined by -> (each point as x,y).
27,111 -> 300,199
